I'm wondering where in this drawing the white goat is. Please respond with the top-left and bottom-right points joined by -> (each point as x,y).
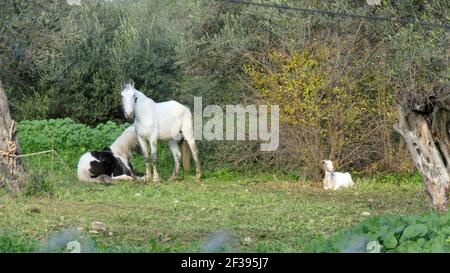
321,160 -> 354,190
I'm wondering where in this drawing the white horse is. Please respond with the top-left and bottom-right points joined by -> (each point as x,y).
77,125 -> 141,183
120,80 -> 201,182
321,160 -> 354,190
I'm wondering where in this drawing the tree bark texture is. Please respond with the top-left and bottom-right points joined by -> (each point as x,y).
395,89 -> 450,212
0,81 -> 25,193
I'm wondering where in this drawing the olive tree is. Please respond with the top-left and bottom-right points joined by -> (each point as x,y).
0,81 -> 26,193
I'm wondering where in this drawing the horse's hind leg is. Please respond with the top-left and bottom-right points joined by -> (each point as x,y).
149,139 -> 160,182
186,139 -> 201,181
181,115 -> 201,181
137,135 -> 152,181
168,140 -> 181,181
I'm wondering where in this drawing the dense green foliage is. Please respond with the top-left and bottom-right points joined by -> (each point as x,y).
305,211 -> 450,253
16,118 -> 179,176
18,118 -> 129,166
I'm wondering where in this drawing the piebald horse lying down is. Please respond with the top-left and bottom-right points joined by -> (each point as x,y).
77,125 -> 142,183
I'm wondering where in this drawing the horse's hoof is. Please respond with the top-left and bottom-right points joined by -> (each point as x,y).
152,177 -> 161,182
144,176 -> 152,183
195,174 -> 201,181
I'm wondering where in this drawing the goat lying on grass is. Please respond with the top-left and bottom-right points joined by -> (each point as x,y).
321,160 -> 354,190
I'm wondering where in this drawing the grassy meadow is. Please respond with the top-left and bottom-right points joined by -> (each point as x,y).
0,159 -> 431,252
1,119 -> 446,253
1,0 -> 449,254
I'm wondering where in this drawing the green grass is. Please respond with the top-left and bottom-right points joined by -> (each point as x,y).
0,157 -> 433,252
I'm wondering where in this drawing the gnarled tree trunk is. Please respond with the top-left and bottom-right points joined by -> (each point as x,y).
395,89 -> 450,212
0,81 -> 26,193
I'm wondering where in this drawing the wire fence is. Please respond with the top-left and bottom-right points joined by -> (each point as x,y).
215,0 -> 450,31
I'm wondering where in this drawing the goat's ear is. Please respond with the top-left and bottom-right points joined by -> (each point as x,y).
130,78 -> 135,87
120,80 -> 125,90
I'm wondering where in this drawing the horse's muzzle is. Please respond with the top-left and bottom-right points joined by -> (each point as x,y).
124,112 -> 135,121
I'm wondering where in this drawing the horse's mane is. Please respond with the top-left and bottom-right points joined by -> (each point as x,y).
133,88 -> 155,104
109,125 -> 138,160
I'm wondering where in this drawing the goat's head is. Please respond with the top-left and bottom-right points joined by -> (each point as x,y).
320,160 -> 335,172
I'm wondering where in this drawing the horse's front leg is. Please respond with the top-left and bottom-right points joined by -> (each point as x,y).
137,136 -> 152,181
150,140 -> 160,182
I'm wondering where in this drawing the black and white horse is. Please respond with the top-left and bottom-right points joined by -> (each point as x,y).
77,125 -> 141,183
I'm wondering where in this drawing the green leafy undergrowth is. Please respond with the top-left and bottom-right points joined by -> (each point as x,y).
18,118 -> 129,166
305,211 -> 450,253
17,118 -> 177,174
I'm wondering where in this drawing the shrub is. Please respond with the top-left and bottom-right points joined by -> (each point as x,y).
244,49 -> 375,177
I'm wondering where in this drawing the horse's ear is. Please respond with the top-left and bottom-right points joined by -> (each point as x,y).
120,80 -> 125,90
130,78 -> 135,87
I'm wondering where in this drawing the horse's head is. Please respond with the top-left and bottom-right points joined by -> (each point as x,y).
120,79 -> 137,120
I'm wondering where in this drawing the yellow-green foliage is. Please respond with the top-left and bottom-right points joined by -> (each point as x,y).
245,51 -> 324,127
244,49 -> 373,173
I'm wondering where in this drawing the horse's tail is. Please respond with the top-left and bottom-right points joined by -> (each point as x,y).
181,139 -> 191,172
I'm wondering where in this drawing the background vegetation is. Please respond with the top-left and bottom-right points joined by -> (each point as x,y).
1,0 -> 449,177
0,0 -> 449,252
2,118 -> 447,253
